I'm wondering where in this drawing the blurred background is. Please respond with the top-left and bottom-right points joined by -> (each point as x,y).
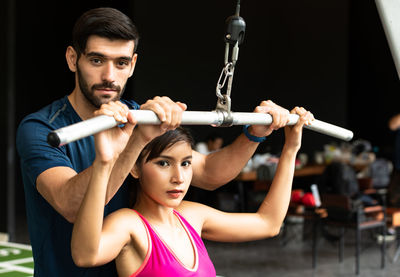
1,0 -> 399,242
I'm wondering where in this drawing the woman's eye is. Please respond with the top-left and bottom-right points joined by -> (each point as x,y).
156,160 -> 169,167
182,161 -> 191,167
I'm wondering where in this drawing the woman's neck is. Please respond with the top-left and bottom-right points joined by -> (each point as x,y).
134,196 -> 176,227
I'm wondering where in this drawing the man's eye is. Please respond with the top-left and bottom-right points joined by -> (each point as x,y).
182,161 -> 191,167
91,58 -> 102,64
117,60 -> 129,68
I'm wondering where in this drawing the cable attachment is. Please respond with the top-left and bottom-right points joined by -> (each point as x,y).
216,1 -> 246,127
215,61 -> 234,126
216,62 -> 234,110
214,1 -> 246,127
224,13 -> 246,46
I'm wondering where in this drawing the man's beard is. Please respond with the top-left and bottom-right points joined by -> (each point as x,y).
77,66 -> 126,108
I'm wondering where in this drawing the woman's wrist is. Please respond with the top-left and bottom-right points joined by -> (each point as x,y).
93,158 -> 115,171
281,144 -> 300,157
128,128 -> 153,149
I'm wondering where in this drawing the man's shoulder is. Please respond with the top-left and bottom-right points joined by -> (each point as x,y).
18,96 -> 76,129
16,96 -> 77,151
121,99 -> 140,110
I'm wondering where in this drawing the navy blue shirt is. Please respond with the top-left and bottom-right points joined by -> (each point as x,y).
16,96 -> 140,276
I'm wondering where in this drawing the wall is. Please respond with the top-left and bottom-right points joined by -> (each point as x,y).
348,0 -> 400,160
132,0 -> 350,154
3,0 -> 397,236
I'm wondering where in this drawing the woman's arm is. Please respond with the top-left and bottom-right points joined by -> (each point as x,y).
181,107 -> 313,242
70,113 -> 140,267
71,160 -> 124,266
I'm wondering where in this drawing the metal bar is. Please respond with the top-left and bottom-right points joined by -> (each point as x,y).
47,110 -> 354,147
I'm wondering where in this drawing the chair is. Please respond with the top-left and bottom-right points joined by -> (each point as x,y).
284,199 -> 327,269
319,193 -> 386,275
386,207 -> 400,263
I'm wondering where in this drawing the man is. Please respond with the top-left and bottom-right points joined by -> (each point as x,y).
16,7 -> 290,276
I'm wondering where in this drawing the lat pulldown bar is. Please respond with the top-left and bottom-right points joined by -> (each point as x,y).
47,110 -> 354,147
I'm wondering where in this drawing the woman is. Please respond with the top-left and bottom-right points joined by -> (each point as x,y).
71,107 -> 314,276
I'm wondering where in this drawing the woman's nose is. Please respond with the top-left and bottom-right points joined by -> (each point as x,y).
171,166 -> 184,184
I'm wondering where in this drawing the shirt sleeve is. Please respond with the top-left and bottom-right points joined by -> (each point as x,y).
16,118 -> 74,188
121,99 -> 140,110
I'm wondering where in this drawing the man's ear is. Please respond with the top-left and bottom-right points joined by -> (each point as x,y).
128,53 -> 138,77
66,46 -> 78,72
131,165 -> 140,179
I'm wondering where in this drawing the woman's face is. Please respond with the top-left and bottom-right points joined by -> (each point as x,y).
138,141 -> 193,208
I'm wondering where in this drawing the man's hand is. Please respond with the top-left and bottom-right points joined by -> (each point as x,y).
247,100 -> 290,138
136,96 -> 187,143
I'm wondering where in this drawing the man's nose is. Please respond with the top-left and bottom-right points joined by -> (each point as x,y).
101,62 -> 116,82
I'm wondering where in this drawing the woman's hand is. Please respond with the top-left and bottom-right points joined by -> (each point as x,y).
93,101 -> 137,163
283,107 -> 314,152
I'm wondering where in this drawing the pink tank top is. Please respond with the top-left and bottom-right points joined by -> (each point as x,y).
130,210 -> 216,277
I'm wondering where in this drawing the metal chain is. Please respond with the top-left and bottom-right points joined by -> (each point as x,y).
216,62 -> 234,101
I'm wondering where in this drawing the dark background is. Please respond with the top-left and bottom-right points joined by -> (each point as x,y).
1,0 -> 400,239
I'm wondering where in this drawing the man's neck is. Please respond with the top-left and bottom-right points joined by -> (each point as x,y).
68,89 -> 96,120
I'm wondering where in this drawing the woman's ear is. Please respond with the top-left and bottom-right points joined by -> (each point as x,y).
131,165 -> 140,179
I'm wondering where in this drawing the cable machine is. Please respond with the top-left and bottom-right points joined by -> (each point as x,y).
47,1 -> 354,147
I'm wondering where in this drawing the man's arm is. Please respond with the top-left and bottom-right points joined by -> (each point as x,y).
37,97 -> 186,223
36,131 -> 148,223
191,134 -> 258,190
191,100 -> 289,190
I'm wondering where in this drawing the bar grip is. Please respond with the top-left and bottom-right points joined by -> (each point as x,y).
47,110 -> 354,147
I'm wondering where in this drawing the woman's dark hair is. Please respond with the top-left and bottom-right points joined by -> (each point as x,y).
138,127 -> 195,165
129,127 -> 194,207
72,7 -> 140,58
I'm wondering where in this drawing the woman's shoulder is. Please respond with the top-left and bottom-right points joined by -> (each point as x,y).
176,201 -> 212,227
104,208 -> 145,232
177,200 -> 205,212
107,207 -> 140,218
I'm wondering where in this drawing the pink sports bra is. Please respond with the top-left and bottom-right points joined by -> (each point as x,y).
130,210 -> 216,277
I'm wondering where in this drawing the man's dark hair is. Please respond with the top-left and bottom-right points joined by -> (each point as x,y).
72,7 -> 140,58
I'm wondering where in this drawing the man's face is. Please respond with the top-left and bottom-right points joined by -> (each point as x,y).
76,36 -> 137,108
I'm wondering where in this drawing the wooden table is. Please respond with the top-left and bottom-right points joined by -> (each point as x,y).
234,164 -> 326,211
236,164 -> 326,181
235,165 -> 329,267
